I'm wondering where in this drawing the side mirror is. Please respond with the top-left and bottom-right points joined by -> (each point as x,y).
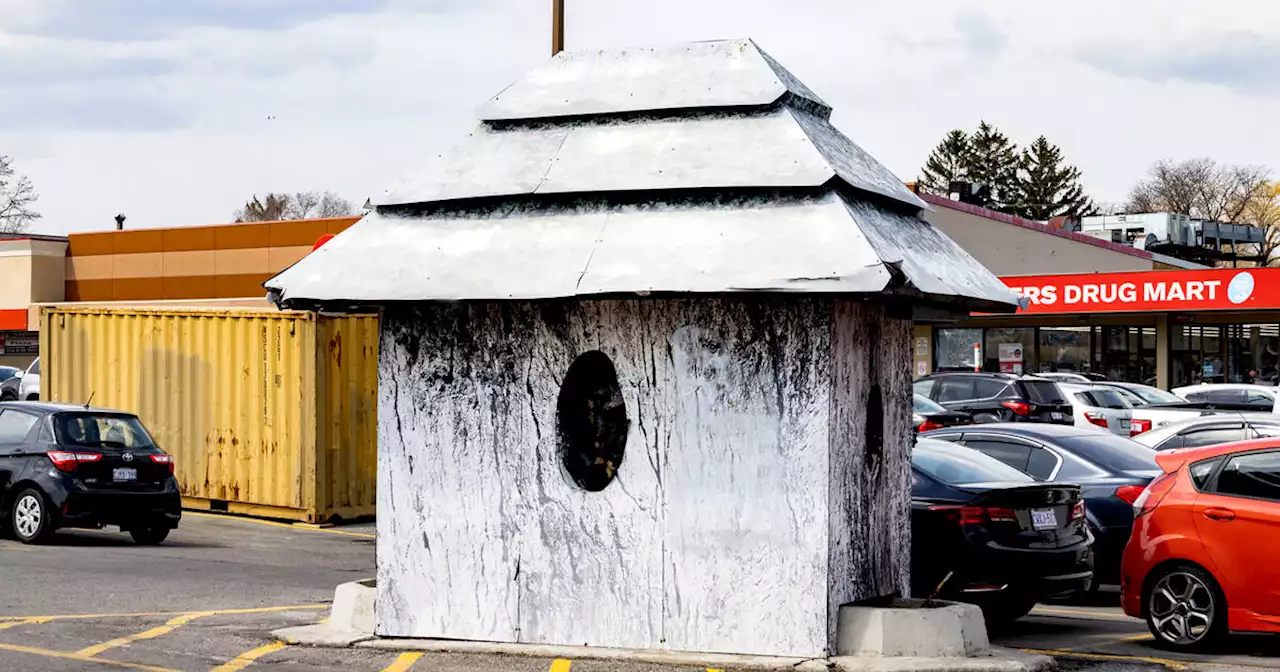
13,371 -> 23,379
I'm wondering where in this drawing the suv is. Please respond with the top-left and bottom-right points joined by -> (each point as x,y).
1,358 -> 38,402
914,372 -> 1073,425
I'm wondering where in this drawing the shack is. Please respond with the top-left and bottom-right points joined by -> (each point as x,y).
266,39 -> 1018,658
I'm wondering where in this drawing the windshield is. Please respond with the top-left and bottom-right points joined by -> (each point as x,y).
1058,434 -> 1158,473
913,438 -> 1034,486
913,394 -> 946,413
1023,380 -> 1066,403
54,413 -> 156,450
1129,386 -> 1184,404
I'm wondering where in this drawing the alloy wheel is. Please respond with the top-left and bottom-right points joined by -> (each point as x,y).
14,494 -> 42,540
1149,571 -> 1216,646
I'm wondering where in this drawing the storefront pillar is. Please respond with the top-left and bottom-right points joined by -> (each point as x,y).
1155,314 -> 1172,390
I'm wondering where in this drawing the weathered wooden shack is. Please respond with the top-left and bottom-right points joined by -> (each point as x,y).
266,38 -> 1018,658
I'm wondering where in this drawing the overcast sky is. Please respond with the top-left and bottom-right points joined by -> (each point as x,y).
2,0 -> 1278,234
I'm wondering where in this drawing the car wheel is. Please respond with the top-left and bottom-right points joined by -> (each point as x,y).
11,489 -> 53,544
130,526 -> 170,545
0,392 -> 15,402
1144,565 -> 1227,651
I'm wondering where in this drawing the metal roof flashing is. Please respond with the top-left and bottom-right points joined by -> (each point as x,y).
266,39 -> 1018,316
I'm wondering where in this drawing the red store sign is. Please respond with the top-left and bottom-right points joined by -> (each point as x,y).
1001,268 -> 1280,315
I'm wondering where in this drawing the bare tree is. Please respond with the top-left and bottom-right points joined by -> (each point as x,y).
1125,158 -> 1270,222
233,191 -> 354,222
0,155 -> 40,234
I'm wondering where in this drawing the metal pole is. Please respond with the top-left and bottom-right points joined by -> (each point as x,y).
552,0 -> 564,55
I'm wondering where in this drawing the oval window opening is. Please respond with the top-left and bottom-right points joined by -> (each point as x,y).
557,351 -> 628,492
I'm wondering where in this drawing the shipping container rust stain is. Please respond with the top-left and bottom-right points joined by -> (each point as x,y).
40,306 -> 380,523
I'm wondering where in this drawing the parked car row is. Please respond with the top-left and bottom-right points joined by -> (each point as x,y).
914,385 -> 1280,652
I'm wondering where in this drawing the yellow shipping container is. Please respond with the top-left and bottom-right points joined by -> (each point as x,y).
39,306 -> 378,523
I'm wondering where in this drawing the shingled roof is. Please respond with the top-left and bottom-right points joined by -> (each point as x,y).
266,38 -> 1019,316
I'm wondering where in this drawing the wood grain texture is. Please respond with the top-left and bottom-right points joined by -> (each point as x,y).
376,297 -> 909,657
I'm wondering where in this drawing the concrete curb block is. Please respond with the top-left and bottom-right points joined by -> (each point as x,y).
272,623 -> 1052,672
291,580 -> 1053,671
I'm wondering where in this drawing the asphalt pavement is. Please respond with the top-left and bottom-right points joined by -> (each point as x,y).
1,513 -> 1278,671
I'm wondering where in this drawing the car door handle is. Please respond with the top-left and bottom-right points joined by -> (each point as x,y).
1203,507 -> 1236,521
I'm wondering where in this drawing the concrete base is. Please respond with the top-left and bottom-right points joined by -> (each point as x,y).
275,582 -> 1048,671
837,599 -> 988,657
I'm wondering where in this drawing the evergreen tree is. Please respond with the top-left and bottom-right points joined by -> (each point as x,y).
919,130 -> 972,196
966,121 -> 1020,211
1013,136 -> 1095,220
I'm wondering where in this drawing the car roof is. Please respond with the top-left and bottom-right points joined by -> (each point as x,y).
1154,437 -> 1280,472
1174,383 -> 1275,392
924,422 -> 1107,440
0,401 -> 134,416
921,372 -> 1053,382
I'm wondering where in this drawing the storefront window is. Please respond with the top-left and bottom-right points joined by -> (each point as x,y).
1038,327 -> 1092,375
1172,326 -> 1224,387
935,328 -> 983,372
985,328 -> 1035,375
1226,324 -> 1280,384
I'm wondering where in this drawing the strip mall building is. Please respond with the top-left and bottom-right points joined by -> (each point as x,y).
0,196 -> 1271,391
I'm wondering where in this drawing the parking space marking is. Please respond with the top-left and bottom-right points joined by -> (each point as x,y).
1023,648 -> 1189,671
0,641 -> 180,672
1029,606 -> 1138,621
550,659 -> 572,672
77,611 -> 213,657
209,640 -> 288,672
381,651 -> 424,672
0,603 -> 325,624
0,543 -> 31,551
185,511 -> 377,539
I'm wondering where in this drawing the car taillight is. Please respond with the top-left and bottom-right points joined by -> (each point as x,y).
1129,419 -> 1152,436
46,451 -> 103,472
150,454 -> 175,474
1072,499 -> 1086,520
1115,485 -> 1145,505
930,505 -> 1017,526
1001,401 -> 1031,417
1084,411 -> 1109,428
917,419 -> 944,433
1132,472 -> 1177,517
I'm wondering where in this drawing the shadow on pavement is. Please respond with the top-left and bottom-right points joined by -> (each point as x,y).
47,531 -> 224,549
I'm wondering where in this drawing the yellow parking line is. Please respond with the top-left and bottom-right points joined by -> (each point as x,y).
1030,606 -> 1137,621
1022,648 -> 1189,671
0,544 -> 31,551
0,641 -> 179,672
185,512 -> 376,539
210,641 -> 289,672
0,603 -> 324,623
381,651 -> 424,672
550,659 -> 572,672
77,611 -> 212,657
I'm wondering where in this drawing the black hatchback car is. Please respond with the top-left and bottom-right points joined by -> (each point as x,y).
1,403 -> 180,545
912,438 -> 1093,623
922,423 -> 1160,588
914,372 -> 1073,425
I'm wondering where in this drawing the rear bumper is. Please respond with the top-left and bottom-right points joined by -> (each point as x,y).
60,490 -> 182,530
942,543 -> 1094,599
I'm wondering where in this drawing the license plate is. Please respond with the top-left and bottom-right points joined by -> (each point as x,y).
1031,508 -> 1058,530
1051,412 -> 1064,421
1120,419 -> 1131,430
113,468 -> 137,482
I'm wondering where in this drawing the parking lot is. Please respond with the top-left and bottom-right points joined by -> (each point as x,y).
0,512 -> 1276,672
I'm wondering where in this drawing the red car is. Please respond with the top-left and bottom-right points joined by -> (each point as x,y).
1121,438 -> 1280,650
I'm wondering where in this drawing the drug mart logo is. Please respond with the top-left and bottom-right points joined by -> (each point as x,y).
1228,271 -> 1255,305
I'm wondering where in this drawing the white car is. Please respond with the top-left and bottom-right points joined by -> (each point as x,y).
1171,383 -> 1279,412
1057,382 -> 1134,436
15,357 -> 39,401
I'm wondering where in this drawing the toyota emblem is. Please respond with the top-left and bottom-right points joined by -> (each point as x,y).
122,453 -> 134,462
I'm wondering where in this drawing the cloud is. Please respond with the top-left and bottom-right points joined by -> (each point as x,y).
952,9 -> 1008,59
11,0 -> 393,41
1081,31 -> 1280,96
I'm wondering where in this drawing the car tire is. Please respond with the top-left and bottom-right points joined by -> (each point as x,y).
0,392 -> 15,402
1143,564 -> 1227,652
130,526 -> 170,546
11,488 -> 54,544
981,596 -> 1037,626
